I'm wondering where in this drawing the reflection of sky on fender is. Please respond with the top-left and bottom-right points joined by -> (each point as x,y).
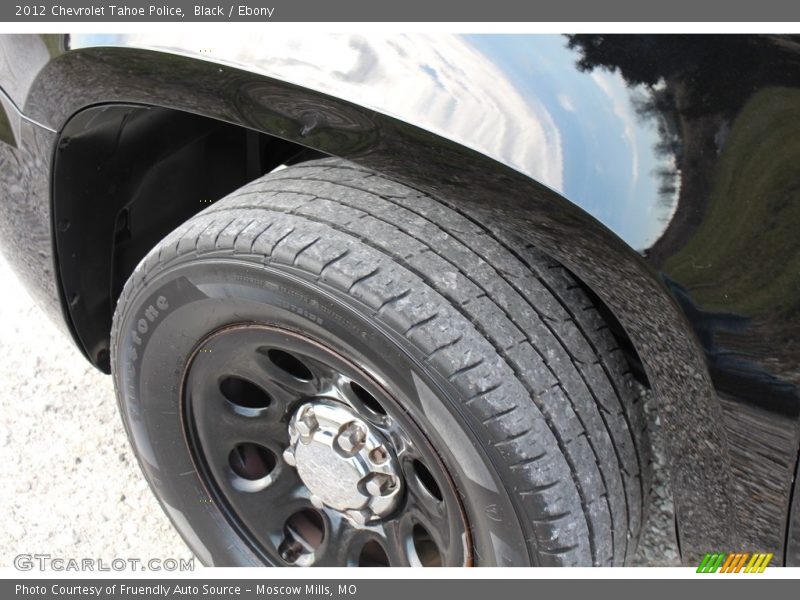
466,35 -> 676,250
72,33 -> 675,250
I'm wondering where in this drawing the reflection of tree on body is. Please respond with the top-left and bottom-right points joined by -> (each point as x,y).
630,84 -> 681,220
567,35 -> 800,115
566,35 -> 800,260
566,35 -> 800,391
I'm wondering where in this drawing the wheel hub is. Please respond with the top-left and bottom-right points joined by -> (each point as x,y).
282,400 -> 403,524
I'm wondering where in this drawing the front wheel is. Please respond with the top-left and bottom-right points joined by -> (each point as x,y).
111,158 -> 651,566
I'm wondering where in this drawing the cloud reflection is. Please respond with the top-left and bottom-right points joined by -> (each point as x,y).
70,33 -> 676,250
76,33 -> 565,192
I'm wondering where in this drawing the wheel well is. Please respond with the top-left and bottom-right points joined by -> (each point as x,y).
53,103 -> 646,386
53,104 -> 321,371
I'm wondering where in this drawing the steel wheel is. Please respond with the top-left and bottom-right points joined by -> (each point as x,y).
183,324 -> 470,567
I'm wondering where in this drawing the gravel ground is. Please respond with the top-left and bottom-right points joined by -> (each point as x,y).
0,253 -> 680,567
0,255 -> 192,567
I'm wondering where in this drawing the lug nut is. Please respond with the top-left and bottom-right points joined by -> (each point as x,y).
336,421 -> 367,453
364,473 -> 397,497
295,407 -> 319,441
282,447 -> 296,467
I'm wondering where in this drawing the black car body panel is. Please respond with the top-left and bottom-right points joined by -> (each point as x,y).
1,33 -> 798,565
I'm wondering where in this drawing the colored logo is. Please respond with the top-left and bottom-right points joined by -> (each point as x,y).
697,552 -> 773,573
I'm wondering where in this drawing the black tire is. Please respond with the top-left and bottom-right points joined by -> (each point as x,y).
111,158 -> 651,567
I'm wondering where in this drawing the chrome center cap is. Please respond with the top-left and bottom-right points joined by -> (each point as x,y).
282,400 -> 402,524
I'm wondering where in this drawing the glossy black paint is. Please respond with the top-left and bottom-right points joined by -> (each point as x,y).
0,34 -> 798,565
